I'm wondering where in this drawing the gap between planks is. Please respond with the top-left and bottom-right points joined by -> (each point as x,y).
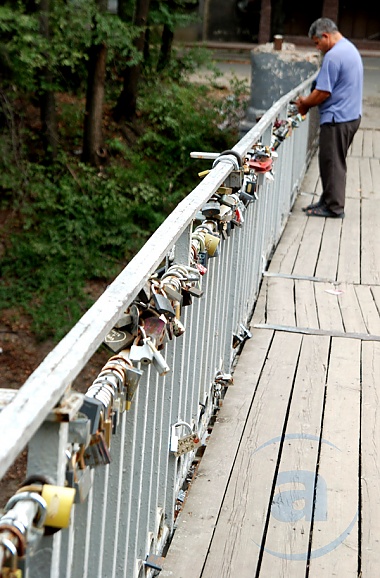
253,323 -> 380,342
263,271 -> 380,287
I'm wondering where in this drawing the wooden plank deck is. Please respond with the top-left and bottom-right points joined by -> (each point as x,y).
161,127 -> 380,578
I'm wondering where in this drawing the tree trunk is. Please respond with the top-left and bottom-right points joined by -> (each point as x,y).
157,18 -> 174,72
39,0 -> 58,159
82,43 -> 107,166
114,0 -> 151,122
82,1 -> 108,167
258,0 -> 272,44
117,0 -> 134,22
322,0 -> 339,23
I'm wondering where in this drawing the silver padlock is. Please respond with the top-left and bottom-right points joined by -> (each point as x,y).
145,337 -> 170,376
129,333 -> 154,365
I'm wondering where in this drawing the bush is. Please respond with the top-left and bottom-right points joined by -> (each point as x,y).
0,72 -> 248,340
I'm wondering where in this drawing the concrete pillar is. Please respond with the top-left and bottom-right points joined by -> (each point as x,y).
240,46 -> 318,135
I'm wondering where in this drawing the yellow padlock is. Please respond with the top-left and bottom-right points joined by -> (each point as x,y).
41,484 -> 76,529
204,232 -> 220,257
198,169 -> 210,178
1,568 -> 23,578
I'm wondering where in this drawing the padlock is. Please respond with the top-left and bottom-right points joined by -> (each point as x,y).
201,200 -> 221,218
68,414 -> 91,448
80,396 -> 103,435
137,282 -> 151,304
83,431 -> 111,467
94,371 -> 122,395
160,282 -> 183,305
170,422 -> 200,457
198,250 -> 208,267
104,327 -> 134,354
233,205 -> 244,226
232,323 -> 252,348
151,284 -> 175,320
183,284 -> 203,298
129,335 -> 154,365
219,193 -> 237,208
181,288 -> 192,307
239,189 -> 256,206
142,313 -> 167,349
68,465 -> 92,504
216,186 -> 233,196
176,432 -> 200,456
204,232 -> 220,257
172,317 -> 186,337
114,311 -> 132,329
127,303 -> 141,336
6,491 -> 47,531
0,538 -> 22,578
99,364 -> 125,392
214,371 -> 234,386
218,204 -> 234,222
145,338 -> 170,376
196,263 -> 207,276
86,383 -> 114,412
125,365 -> 143,410
40,484 -> 76,529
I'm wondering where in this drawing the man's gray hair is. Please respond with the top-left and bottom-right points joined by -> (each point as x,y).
308,18 -> 338,39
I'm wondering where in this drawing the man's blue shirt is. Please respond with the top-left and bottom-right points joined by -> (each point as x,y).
316,37 -> 363,124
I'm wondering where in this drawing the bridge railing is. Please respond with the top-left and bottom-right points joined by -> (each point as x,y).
0,73 -> 317,578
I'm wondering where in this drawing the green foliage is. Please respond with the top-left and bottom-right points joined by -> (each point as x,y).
139,80 -> 230,168
149,0 -> 199,30
0,72 -> 244,340
0,5 -> 45,91
0,1 -> 250,342
0,1 -> 139,94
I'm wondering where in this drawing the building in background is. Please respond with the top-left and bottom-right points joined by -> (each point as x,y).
179,0 -> 380,49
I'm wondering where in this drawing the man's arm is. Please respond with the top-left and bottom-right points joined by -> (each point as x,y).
295,89 -> 331,115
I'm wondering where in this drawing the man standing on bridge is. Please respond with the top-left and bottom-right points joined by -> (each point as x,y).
295,18 -> 363,219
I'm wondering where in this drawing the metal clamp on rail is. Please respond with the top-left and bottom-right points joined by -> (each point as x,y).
211,149 -> 242,170
190,149 -> 243,188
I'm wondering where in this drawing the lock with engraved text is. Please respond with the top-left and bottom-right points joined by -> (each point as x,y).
170,421 -> 200,457
103,327 -> 134,354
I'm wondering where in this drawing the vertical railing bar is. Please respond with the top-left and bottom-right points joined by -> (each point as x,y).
27,422 -> 69,578
97,402 -> 127,578
114,392 -> 139,578
136,372 -> 160,562
125,371 -> 151,577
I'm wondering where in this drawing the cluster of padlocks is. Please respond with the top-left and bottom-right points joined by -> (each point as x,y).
272,103 -> 305,151
0,103 -> 305,577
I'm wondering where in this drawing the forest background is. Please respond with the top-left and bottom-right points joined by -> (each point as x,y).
0,0 -> 248,359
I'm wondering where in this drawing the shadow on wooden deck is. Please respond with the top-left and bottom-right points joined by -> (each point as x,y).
161,126 -> 380,578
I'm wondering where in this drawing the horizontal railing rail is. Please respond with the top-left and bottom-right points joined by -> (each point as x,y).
0,73 -> 317,578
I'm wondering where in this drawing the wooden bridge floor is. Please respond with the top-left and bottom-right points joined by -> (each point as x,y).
161,127 -> 380,578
